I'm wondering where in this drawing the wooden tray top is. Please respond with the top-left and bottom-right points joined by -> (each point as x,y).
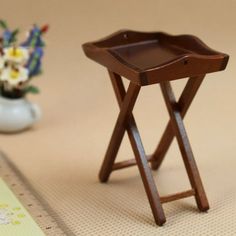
83,30 -> 229,85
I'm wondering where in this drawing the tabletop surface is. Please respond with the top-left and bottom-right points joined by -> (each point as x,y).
83,30 -> 229,85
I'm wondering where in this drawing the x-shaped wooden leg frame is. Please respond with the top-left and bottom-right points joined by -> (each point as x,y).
99,70 -> 209,226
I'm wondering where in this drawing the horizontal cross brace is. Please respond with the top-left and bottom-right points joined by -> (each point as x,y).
160,189 -> 195,204
112,155 -> 152,171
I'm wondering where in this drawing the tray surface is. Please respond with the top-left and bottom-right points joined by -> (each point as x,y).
82,30 -> 229,85
110,39 -> 192,70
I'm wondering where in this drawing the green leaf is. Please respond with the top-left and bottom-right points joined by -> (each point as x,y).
12,28 -> 19,37
35,70 -> 43,77
0,20 -> 8,29
24,86 -> 40,95
40,41 -> 46,47
9,28 -> 19,43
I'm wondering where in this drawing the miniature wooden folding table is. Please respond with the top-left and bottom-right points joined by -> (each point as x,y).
82,30 -> 229,226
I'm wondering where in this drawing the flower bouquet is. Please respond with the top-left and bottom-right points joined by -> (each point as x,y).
0,20 -> 48,133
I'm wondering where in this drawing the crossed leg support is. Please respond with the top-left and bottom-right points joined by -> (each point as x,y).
99,71 -> 166,225
99,70 -> 209,226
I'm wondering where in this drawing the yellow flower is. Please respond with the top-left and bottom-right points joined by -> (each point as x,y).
0,66 -> 29,86
3,46 -> 29,64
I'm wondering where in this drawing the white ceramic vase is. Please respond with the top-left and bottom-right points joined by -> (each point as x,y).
0,96 -> 41,133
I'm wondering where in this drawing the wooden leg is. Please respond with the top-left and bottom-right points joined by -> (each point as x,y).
99,81 -> 140,182
159,81 -> 209,211
107,71 -> 166,225
151,75 -> 205,170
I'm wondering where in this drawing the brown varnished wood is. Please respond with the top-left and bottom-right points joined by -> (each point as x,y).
82,31 -> 229,226
99,82 -> 140,182
151,75 -> 205,170
82,30 -> 229,86
160,189 -> 195,204
112,155 -> 152,171
160,81 -> 209,211
105,71 -> 166,226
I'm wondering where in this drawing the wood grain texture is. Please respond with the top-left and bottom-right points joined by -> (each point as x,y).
99,82 -> 140,182
160,81 -> 209,211
82,30 -> 229,86
151,75 -> 205,170
104,72 -> 166,226
83,31 -> 229,225
112,155 -> 152,171
160,189 -> 195,204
